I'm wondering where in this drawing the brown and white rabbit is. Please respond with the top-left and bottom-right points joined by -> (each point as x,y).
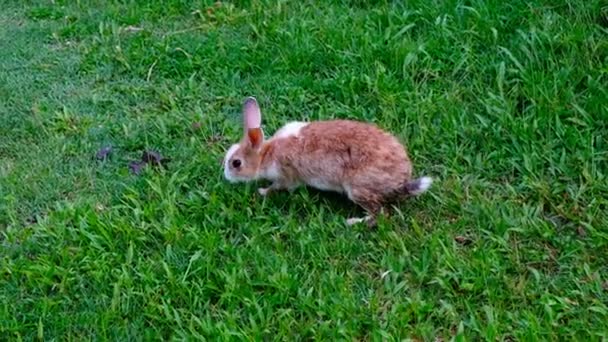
223,97 -> 432,226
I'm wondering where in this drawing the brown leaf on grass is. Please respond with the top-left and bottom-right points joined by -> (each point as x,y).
95,145 -> 112,160
129,150 -> 170,175
129,161 -> 145,175
141,150 -> 170,166
454,235 -> 473,246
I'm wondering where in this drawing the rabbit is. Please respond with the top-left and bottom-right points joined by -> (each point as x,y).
223,96 -> 432,226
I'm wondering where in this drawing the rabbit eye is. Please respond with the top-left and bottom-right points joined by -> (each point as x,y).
231,159 -> 242,168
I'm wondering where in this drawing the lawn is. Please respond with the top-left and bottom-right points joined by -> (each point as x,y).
1,0 -> 607,340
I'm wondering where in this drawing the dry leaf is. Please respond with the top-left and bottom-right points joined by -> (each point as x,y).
454,235 -> 473,245
129,161 -> 145,175
95,145 -> 112,160
141,150 -> 170,166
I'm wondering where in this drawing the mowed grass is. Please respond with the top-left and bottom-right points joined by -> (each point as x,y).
1,0 -> 607,339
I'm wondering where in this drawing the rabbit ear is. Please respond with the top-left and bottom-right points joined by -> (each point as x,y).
243,97 -> 261,129
243,97 -> 264,149
247,128 -> 263,149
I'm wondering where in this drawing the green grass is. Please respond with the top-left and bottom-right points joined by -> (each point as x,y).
1,0 -> 607,339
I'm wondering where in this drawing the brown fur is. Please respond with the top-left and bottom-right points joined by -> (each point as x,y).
265,121 -> 411,196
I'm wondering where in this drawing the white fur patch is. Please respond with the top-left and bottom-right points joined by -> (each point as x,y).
410,176 -> 433,195
223,144 -> 241,182
272,121 -> 308,139
346,216 -> 372,226
260,161 -> 281,181
306,178 -> 343,193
